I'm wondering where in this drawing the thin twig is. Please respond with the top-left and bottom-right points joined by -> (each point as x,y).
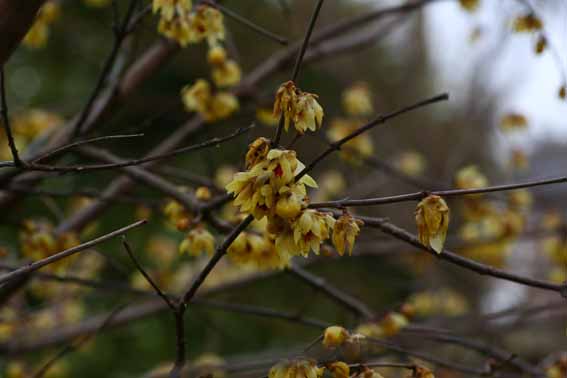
0,66 -> 21,166
0,220 -> 147,286
122,237 -> 177,311
272,0 -> 326,146
310,175 -> 567,209
202,0 -> 288,45
296,93 -> 449,181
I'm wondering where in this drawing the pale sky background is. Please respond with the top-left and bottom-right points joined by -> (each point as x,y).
356,0 -> 567,312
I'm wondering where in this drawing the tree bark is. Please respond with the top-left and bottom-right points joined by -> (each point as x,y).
0,0 -> 46,65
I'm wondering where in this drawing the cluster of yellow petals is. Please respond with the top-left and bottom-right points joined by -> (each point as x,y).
208,45 -> 242,88
342,82 -> 374,117
23,1 -> 60,49
323,325 -> 350,349
179,225 -> 216,256
327,118 -> 374,164
407,289 -> 469,317
269,359 -> 324,378
1,109 -> 63,160
19,219 -> 80,273
356,312 -> 409,339
273,81 -> 324,134
332,213 -> 363,256
227,138 -> 363,261
181,79 -> 239,122
395,151 -> 426,177
228,221 -> 290,271
154,2 -> 225,47
415,195 -> 450,253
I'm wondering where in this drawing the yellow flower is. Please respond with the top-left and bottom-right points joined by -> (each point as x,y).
513,13 -> 542,33
454,165 -> 488,190
293,92 -> 324,134
195,186 -> 212,201
227,149 -> 316,219
245,137 -> 271,169
395,151 -> 426,177
163,198 -> 191,228
273,81 -> 324,134
342,333 -> 368,362
322,326 -> 350,349
23,1 -> 60,49
182,79 -> 212,114
332,213 -> 363,256
269,359 -> 323,378
415,366 -> 435,378
193,354 -> 225,378
380,312 -> 409,337
342,82 -> 373,116
158,15 -> 193,46
459,0 -> 479,12
208,45 -> 228,65
327,118 -> 374,163
500,113 -> 528,132
192,5 -> 225,45
212,60 -> 242,87
275,184 -> 308,220
227,232 -> 290,270
181,80 -> 239,121
274,81 -> 299,131
209,92 -> 239,121
507,189 -> 532,211
153,0 -> 192,21
415,195 -> 450,253
179,226 -> 215,256
20,220 -> 80,273
327,362 -> 349,378
291,209 -> 335,256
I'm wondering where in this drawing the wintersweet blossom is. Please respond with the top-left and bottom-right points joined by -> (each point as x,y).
415,195 -> 450,253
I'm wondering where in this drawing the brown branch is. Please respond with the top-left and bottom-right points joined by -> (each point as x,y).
359,216 -> 567,294
0,66 -> 21,166
288,263 -> 375,319
296,93 -> 449,181
310,175 -> 567,209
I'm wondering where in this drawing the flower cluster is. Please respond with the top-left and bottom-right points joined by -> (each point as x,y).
208,45 -> 242,88
269,359 -> 324,378
226,138 -> 362,261
273,81 -> 324,134
153,1 -> 225,47
19,219 -> 80,274
23,1 -> 60,49
181,79 -> 239,122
